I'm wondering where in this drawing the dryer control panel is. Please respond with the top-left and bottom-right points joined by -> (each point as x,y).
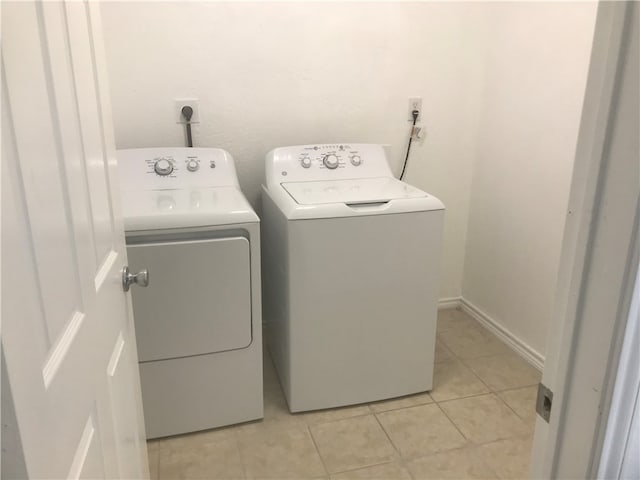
265,144 -> 394,188
118,148 -> 240,191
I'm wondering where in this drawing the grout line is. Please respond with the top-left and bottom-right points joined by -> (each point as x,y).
437,309 -> 517,396
494,383 -> 540,393
430,359 -> 493,403
435,337 -> 455,361
307,423 -> 331,478
368,395 -> 434,414
434,312 -> 502,444
369,403 -> 433,415
433,400 -> 471,443
304,407 -> 375,427
372,411 -> 403,459
432,390 -> 495,405
326,459 -> 397,477
153,440 -> 163,480
454,349 -> 541,407
155,442 -> 161,480
147,440 -> 161,480
493,390 -> 531,427
455,356 -> 498,394
403,442 -> 501,479
435,337 -> 534,450
231,429 -> 248,480
373,413 -> 398,449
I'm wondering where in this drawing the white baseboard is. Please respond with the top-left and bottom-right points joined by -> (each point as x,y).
438,297 -> 462,310
455,298 -> 545,372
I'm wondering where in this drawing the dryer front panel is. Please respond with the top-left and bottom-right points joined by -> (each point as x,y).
127,236 -> 252,362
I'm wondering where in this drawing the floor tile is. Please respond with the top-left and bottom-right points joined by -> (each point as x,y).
304,404 -> 372,426
158,428 -> 243,479
369,392 -> 433,413
438,323 -> 512,359
498,386 -> 538,425
479,435 -> 533,479
376,404 -> 467,459
430,360 -> 490,402
237,357 -> 307,434
437,309 -> 476,334
147,441 -> 160,480
237,425 -> 326,479
406,446 -> 497,479
465,352 -> 541,391
434,339 -> 454,363
310,414 -> 396,474
146,321 -> 540,480
330,461 -> 411,479
439,394 -> 530,444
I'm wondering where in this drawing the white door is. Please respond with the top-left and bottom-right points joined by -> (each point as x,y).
2,1 -> 149,479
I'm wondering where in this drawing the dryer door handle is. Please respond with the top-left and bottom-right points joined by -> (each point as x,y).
122,266 -> 150,292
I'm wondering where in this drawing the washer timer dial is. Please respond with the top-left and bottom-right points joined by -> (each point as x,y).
154,158 -> 174,176
323,154 -> 339,169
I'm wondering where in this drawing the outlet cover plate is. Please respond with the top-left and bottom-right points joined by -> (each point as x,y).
175,99 -> 200,124
408,97 -> 422,121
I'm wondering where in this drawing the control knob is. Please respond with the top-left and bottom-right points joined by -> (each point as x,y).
323,154 -> 339,169
154,158 -> 174,176
186,159 -> 199,172
350,155 -> 362,166
301,157 -> 311,168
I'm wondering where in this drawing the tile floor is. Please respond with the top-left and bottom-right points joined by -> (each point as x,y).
147,308 -> 541,480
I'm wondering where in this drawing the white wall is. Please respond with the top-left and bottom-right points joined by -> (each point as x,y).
101,2 -> 597,357
462,2 -> 597,357
100,2 -> 485,301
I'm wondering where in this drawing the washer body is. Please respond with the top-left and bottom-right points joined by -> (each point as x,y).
261,144 -> 444,412
118,148 -> 262,439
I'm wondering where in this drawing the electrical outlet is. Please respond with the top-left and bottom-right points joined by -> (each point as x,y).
408,97 -> 422,121
175,99 -> 200,123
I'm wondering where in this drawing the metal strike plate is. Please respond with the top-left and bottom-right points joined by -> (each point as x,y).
536,382 -> 553,423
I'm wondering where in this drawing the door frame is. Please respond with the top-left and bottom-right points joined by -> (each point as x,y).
530,1 -> 639,478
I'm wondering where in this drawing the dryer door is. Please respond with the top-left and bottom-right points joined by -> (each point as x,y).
127,236 -> 252,362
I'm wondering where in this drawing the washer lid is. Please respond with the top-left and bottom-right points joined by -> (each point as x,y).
282,177 -> 427,205
121,186 -> 259,232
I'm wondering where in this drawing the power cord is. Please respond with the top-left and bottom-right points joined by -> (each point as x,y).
399,109 -> 419,180
181,106 -> 194,147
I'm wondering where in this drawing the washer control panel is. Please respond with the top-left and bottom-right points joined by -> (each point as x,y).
296,144 -> 365,171
118,148 -> 239,190
267,144 -> 394,185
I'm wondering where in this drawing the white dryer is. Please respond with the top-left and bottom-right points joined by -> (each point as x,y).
261,144 -> 445,413
118,147 -> 262,439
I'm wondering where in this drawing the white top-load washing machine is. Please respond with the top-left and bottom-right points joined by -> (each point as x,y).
261,144 -> 445,412
118,147 -> 262,438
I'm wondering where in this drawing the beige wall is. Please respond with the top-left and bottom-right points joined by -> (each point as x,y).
101,2 -> 486,301
462,2 -> 597,356
101,2 -> 597,358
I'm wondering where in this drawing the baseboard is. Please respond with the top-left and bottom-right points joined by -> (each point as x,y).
438,297 -> 462,310
458,299 -> 545,372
